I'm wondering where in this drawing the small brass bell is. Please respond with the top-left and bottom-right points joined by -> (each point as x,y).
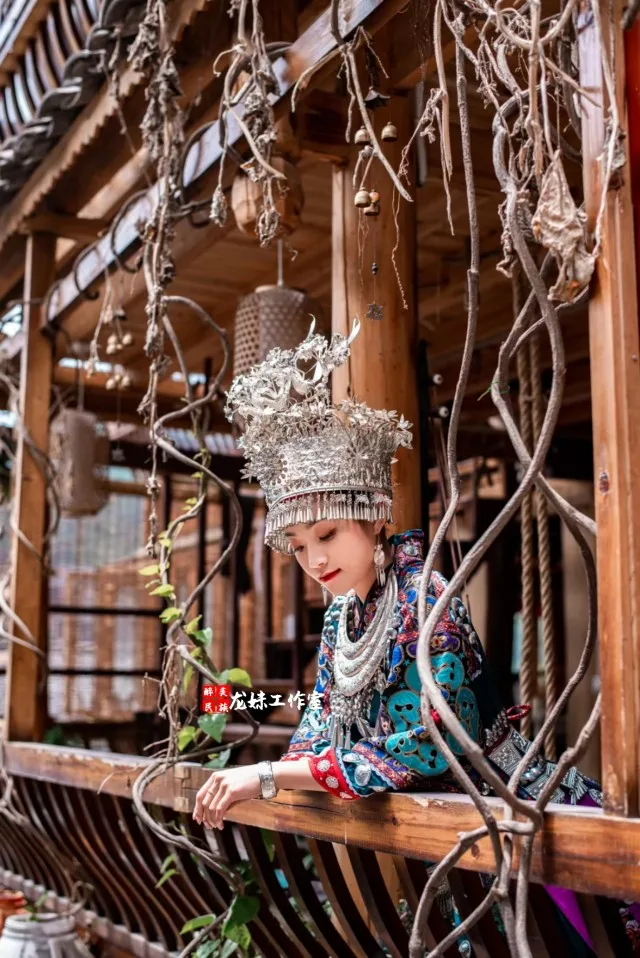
381,122 -> 398,142
369,190 -> 380,204
354,188 -> 370,208
364,201 -> 380,217
354,126 -> 370,145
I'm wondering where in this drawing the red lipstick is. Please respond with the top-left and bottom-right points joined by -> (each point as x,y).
319,569 -> 340,583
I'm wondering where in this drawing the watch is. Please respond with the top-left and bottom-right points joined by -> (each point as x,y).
257,761 -> 278,800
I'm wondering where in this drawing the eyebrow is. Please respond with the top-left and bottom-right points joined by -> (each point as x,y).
284,521 -> 323,538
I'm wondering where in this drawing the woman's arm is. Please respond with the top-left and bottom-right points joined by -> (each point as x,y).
192,758 -> 324,829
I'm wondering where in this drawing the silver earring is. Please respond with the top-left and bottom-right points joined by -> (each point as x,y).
373,536 -> 386,587
322,585 -> 330,605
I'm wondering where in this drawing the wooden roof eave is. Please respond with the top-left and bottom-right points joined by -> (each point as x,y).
38,0 -> 422,337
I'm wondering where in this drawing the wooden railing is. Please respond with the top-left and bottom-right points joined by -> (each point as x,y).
2,742 -> 640,958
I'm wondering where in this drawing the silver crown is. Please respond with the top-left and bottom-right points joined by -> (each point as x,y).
225,319 -> 413,551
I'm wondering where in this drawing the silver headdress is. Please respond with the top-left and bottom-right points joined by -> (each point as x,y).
224,319 -> 413,551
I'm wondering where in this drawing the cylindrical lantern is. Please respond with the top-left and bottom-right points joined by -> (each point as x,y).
233,285 -> 326,379
50,409 -> 109,518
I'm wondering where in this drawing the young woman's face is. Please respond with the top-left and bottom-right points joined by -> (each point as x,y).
284,518 -> 384,600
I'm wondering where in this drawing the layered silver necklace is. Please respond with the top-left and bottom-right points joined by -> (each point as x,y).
329,572 -> 398,748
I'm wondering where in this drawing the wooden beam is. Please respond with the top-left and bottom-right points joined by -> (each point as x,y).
332,95 -> 421,531
5,741 -> 640,900
578,0 -> 640,815
19,212 -> 110,243
43,0 -> 413,327
5,232 -> 56,741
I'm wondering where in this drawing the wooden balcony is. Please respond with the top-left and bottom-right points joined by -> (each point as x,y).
2,742 -> 637,958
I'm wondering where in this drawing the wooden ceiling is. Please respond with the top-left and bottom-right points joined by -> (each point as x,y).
1,0 -> 594,460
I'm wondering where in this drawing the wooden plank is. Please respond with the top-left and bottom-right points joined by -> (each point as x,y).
5,232 -> 56,741
6,742 -> 640,900
43,0 -> 412,327
331,94 -> 421,531
578,0 -> 640,815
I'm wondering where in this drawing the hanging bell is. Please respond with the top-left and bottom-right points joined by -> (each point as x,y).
364,201 -> 380,217
354,188 -> 370,208
354,126 -> 370,146
369,190 -> 380,204
381,121 -> 398,142
121,331 -> 134,347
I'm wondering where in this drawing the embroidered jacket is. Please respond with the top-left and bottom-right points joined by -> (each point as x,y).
281,530 -> 602,806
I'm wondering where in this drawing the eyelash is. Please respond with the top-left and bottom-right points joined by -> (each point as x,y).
292,530 -> 335,554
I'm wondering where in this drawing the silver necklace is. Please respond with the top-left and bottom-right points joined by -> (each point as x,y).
329,573 -> 397,748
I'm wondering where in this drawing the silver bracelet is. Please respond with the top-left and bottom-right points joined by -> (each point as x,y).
257,761 -> 278,800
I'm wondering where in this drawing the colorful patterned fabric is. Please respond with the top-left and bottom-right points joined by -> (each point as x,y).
281,530 -> 640,954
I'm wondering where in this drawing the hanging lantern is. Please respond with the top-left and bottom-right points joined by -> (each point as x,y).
233,285 -> 327,379
50,409 -> 109,517
230,157 -> 304,238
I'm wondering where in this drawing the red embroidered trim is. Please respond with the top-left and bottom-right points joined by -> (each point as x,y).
309,749 -> 359,800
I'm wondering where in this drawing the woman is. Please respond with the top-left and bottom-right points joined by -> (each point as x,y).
192,323 -> 640,954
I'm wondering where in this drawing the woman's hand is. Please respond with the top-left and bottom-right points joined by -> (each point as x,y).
193,766 -> 261,830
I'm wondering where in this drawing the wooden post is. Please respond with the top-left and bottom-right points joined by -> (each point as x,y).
578,0 -> 640,815
5,232 -> 56,741
332,94 -> 421,532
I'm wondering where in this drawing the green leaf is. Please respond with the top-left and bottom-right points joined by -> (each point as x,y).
178,726 -> 197,752
198,713 -> 227,743
227,668 -> 252,689
224,895 -> 259,930
138,564 -> 160,576
191,646 -> 203,661
204,748 -> 231,769
161,853 -> 177,872
193,627 -> 213,649
185,497 -> 199,507
182,665 -> 194,694
195,941 -> 219,958
150,583 -> 176,598
155,868 -> 178,888
219,941 -> 238,958
160,606 -> 182,624
180,914 -> 216,935
261,830 -> 275,862
194,943 -> 215,958
192,471 -> 204,480
159,536 -> 172,548
215,669 -> 230,684
185,616 -> 202,635
222,923 -> 251,952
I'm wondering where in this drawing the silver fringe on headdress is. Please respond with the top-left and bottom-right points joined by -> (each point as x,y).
225,319 -> 412,552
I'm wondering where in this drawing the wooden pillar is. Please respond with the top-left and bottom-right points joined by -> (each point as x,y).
579,0 -> 640,815
332,94 -> 421,533
5,232 -> 56,741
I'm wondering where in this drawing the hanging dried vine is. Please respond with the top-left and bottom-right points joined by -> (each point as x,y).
405,0 -> 614,953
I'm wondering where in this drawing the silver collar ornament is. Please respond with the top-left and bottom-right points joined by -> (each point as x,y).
329,572 -> 398,748
225,318 -> 413,552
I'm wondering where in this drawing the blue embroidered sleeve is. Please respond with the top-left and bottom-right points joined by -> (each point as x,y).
280,599 -> 340,762
305,573 -> 485,799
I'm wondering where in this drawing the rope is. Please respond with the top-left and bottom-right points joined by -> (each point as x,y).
530,331 -> 558,759
515,279 -> 537,742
